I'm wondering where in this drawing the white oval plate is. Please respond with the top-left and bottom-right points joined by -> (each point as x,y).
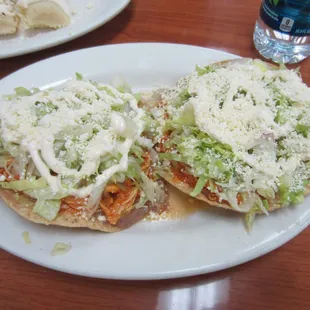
0,0 -> 130,59
0,43 -> 309,280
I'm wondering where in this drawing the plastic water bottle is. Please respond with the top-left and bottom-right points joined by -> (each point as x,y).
253,0 -> 310,64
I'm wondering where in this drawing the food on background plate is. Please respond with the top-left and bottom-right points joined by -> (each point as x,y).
17,0 -> 71,29
144,58 -> 310,229
0,74 -> 167,232
0,0 -> 71,36
0,0 -> 20,35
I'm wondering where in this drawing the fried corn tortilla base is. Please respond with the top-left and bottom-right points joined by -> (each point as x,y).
160,171 -> 310,214
0,188 -> 151,232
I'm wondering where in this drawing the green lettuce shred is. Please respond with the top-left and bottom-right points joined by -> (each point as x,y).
14,87 -> 32,97
75,72 -> 83,80
274,110 -> 287,124
245,204 -> 261,232
33,199 -> 61,221
0,178 -> 47,191
51,242 -> 72,256
257,188 -> 275,199
158,153 -> 183,162
253,59 -> 268,72
179,89 -> 192,102
296,124 -> 309,138
116,81 -> 132,94
262,199 -> 269,210
245,210 -> 256,232
279,178 -> 307,205
24,188 -> 66,200
195,65 -> 216,76
173,103 -> 195,126
3,87 -> 40,100
22,232 -> 31,245
190,174 -> 208,197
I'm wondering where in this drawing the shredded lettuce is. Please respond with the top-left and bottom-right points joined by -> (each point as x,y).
179,89 -> 192,103
262,199 -> 269,210
253,59 -> 269,72
134,195 -> 148,209
195,65 -> 215,76
51,242 -> 71,256
24,188 -> 66,200
296,124 -> 309,138
0,178 -> 47,191
116,81 -> 132,94
173,103 -> 195,126
190,174 -> 208,197
170,127 -> 234,182
123,116 -> 138,139
14,87 -> 32,97
131,144 -> 145,160
279,178 -> 292,205
279,177 -> 307,205
158,153 -> 183,162
33,199 -> 61,221
290,192 -> 305,204
31,87 -> 41,94
35,101 -> 58,119
245,203 -> 262,232
257,188 -> 275,199
126,163 -> 141,180
274,109 -> 287,124
22,231 -> 31,245
140,172 -> 160,202
3,87 -> 40,100
75,72 -> 83,80
245,209 -> 256,232
273,90 -> 296,107
134,93 -> 142,101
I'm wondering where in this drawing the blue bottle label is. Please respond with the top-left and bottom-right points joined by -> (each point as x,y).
260,0 -> 310,36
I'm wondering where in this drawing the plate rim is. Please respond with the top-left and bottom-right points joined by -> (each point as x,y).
0,0 -> 131,59
1,216 -> 308,280
0,42 -> 309,280
1,42 -> 238,81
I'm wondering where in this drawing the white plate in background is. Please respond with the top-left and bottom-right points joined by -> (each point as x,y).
0,43 -> 309,280
0,0 -> 130,59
